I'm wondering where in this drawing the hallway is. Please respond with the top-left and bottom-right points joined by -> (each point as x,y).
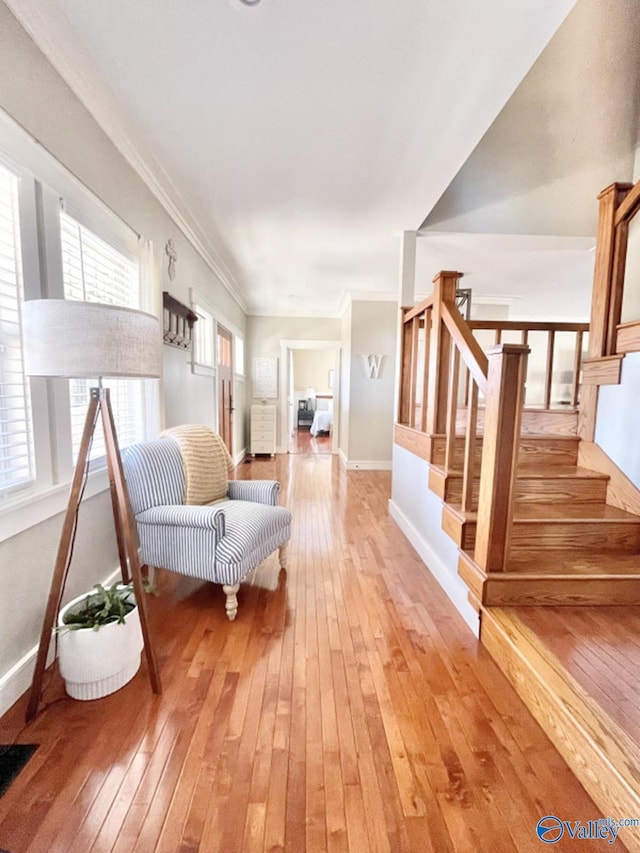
0,453 -> 609,852
287,427 -> 332,455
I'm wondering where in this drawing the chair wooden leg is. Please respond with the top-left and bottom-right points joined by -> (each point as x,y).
278,542 -> 289,569
223,583 -> 240,621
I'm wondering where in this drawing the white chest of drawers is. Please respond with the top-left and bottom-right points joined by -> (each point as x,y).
251,404 -> 277,456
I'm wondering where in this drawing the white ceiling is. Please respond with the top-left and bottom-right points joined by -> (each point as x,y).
6,0 -> 578,316
416,0 -> 640,322
422,0 -> 640,238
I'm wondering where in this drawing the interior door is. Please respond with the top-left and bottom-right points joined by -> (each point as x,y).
217,324 -> 233,456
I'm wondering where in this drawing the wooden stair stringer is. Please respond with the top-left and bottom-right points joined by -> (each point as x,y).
481,607 -> 640,851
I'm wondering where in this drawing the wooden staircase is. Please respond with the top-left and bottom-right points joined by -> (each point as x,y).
397,271 -> 640,611
429,432 -> 640,606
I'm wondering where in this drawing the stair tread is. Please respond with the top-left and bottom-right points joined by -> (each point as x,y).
434,432 -> 579,440
505,551 -> 640,576
461,549 -> 640,577
431,464 -> 608,481
447,502 -> 640,523
514,503 -> 640,522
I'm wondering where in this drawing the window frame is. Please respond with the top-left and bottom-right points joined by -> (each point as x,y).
0,108 -> 160,542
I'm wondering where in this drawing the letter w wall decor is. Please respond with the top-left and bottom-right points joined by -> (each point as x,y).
363,354 -> 384,379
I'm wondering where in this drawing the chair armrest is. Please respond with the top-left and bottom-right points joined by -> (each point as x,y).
228,480 -> 280,506
136,504 -> 226,537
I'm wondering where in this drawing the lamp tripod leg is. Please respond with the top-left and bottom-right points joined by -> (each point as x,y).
25,394 -> 100,723
101,393 -> 161,695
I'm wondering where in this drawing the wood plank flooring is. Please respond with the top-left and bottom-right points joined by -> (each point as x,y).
0,452 -> 620,852
513,606 -> 640,747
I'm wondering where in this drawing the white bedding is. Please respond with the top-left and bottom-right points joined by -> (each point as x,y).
310,410 -> 332,436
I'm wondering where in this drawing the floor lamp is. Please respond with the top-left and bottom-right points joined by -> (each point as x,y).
22,299 -> 163,722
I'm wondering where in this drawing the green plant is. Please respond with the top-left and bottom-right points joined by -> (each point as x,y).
61,583 -> 136,632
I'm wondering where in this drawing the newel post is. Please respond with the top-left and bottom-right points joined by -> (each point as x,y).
580,182 -> 633,441
474,344 -> 529,573
426,271 -> 462,435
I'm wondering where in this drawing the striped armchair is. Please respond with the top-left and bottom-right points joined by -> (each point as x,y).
122,426 -> 291,620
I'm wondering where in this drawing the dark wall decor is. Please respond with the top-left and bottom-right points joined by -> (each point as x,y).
162,291 -> 198,350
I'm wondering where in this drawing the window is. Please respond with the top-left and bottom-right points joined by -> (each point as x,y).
0,109 -> 159,541
193,303 -> 215,371
234,336 -> 245,377
0,162 -> 34,495
60,211 -> 146,461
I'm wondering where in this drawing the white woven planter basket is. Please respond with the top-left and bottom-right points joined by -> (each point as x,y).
57,586 -> 143,701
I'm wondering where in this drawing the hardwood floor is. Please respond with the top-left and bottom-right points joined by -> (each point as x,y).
287,428 -> 332,455
0,454 -> 617,852
513,606 -> 640,747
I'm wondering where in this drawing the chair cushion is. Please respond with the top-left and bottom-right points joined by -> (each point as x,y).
160,425 -> 233,505
215,500 -> 291,568
122,439 -> 185,512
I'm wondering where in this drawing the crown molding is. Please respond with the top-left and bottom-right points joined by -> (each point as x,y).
349,290 -> 398,303
336,289 -> 398,318
5,0 -> 249,314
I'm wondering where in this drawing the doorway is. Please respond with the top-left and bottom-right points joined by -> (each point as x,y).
280,339 -> 341,456
217,323 -> 234,455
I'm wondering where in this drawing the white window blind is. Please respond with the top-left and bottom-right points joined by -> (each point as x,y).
193,304 -> 214,368
0,163 -> 35,494
60,211 -> 145,461
235,336 -> 245,376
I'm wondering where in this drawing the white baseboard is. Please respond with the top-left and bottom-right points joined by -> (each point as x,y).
388,499 -> 479,637
0,566 -> 121,718
337,449 -> 392,471
234,447 -> 247,466
346,460 -> 392,471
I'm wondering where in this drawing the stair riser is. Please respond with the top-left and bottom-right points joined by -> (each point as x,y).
458,551 -> 640,606
445,515 -> 640,552
455,408 -> 579,437
431,437 -> 578,469
441,511 -> 475,550
483,578 -> 640,606
510,523 -> 640,553
435,476 -> 607,507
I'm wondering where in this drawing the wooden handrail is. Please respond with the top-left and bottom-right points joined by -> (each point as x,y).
403,294 -> 434,324
441,302 -> 488,393
468,320 -> 589,333
614,181 -> 640,226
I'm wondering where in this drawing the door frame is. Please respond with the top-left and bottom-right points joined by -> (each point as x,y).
279,339 -> 342,454
216,322 -> 234,457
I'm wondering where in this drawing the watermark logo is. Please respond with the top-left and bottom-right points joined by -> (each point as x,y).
537,816 -> 564,844
536,815 -> 638,844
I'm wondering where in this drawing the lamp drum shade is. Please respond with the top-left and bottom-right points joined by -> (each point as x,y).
22,299 -> 162,379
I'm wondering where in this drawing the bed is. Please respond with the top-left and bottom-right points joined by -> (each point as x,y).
310,395 -> 333,436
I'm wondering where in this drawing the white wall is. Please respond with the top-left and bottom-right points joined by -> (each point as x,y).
389,444 -> 479,635
345,301 -> 398,468
292,349 -> 334,397
163,347 -> 217,429
595,352 -> 640,487
0,3 -> 247,713
621,214 -> 640,323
